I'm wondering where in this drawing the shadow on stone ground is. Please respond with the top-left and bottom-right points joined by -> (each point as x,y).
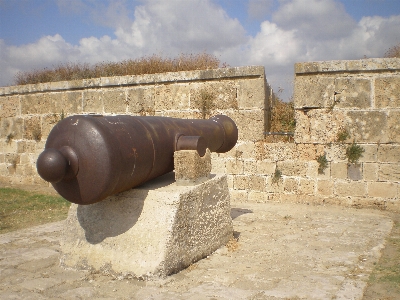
1,199 -> 398,299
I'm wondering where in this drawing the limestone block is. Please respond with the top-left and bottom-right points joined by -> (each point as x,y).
0,96 -> 20,118
368,182 -> 397,198
229,189 -> 248,202
233,175 -> 248,190
379,163 -> 400,182
237,78 -> 266,109
283,178 -> 298,193
277,160 -> 308,177
83,90 -> 103,113
226,109 -> 265,141
294,110 -> 311,143
234,141 -> 256,159
388,111 -> 400,143
255,142 -> 296,161
103,89 -> 127,113
247,191 -> 268,202
41,114 -> 61,139
23,116 -> 42,142
244,160 -> 257,174
325,144 -> 347,162
210,157 -> 226,174
358,144 -> 377,162
127,87 -> 155,115
377,144 -> 400,163
294,76 -> 335,109
0,117 -> 24,140
60,173 -> 233,279
347,163 -> 362,181
189,82 -> 238,113
174,150 -> 211,183
346,111 -> 388,143
317,180 -> 334,196
21,93 -> 60,115
375,76 -> 400,108
331,162 -> 348,179
62,91 -> 83,114
298,178 -> 316,195
308,109 -> 346,143
16,141 -> 36,154
154,84 -> 190,111
296,144 -> 324,160
248,175 -> 267,192
226,159 -> 244,175
363,163 -> 379,181
335,181 -> 366,197
334,78 -> 371,109
257,161 -> 276,175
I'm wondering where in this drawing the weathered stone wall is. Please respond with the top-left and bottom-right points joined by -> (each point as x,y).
1,60 -> 399,211
0,66 -> 270,187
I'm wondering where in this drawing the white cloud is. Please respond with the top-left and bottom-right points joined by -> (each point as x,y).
1,0 -> 400,102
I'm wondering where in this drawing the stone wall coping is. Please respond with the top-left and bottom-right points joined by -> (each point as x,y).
295,58 -> 400,75
0,66 -> 265,96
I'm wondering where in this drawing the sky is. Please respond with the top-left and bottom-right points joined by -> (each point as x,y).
1,0 -> 400,100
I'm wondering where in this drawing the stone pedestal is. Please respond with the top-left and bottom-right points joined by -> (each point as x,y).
60,150 -> 232,279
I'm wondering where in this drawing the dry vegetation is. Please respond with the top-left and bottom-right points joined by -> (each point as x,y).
14,53 -> 221,85
265,99 -> 295,142
384,43 -> 400,58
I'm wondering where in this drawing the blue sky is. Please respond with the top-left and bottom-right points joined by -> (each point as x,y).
1,0 -> 400,100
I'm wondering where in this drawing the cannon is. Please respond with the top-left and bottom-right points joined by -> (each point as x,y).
36,114 -> 238,205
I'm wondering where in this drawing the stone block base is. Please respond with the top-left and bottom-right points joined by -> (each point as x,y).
60,173 -> 233,279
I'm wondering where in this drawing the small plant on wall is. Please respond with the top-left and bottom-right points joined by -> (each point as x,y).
199,90 -> 215,119
346,141 -> 365,164
316,154 -> 329,174
336,128 -> 350,143
6,133 -> 15,145
272,169 -> 282,184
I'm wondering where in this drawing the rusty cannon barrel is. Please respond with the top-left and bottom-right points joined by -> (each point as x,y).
36,115 -> 238,205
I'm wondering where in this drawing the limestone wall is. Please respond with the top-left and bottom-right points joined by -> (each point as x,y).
0,66 -> 270,187
1,60 -> 399,211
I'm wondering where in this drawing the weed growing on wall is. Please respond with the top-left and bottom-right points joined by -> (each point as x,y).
14,53 -> 222,85
346,141 -> 365,164
6,133 -> 14,144
316,154 -> 329,174
264,99 -> 295,142
336,128 -> 350,143
199,90 -> 215,119
272,169 -> 282,184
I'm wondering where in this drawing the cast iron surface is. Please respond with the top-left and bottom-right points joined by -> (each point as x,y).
37,115 -> 238,205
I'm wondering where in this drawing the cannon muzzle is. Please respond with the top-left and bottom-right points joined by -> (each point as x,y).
37,115 -> 237,205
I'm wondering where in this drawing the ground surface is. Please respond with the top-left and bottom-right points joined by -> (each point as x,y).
0,200 -> 397,300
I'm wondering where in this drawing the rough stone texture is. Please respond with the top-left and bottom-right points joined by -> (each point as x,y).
60,173 -> 233,279
0,202 -> 394,299
174,150 -> 211,183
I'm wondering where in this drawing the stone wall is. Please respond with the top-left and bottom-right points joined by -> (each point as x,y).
1,59 -> 399,211
0,66 -> 270,187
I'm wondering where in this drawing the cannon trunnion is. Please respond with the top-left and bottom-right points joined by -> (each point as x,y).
37,115 -> 238,205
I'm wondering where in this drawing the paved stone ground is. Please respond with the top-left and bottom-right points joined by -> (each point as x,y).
0,202 -> 393,300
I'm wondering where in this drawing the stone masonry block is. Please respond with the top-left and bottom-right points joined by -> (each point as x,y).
368,182 -> 397,198
226,159 -> 244,175
0,95 -> 20,118
190,82 -> 238,112
225,109 -> 265,141
257,161 -> 276,175
255,142 -> 296,161
359,144 -> 377,162
388,111 -> 400,143
244,160 -> 257,174
154,84 -> 190,111
234,141 -> 256,160
62,91 -> 83,114
127,87 -> 155,115
41,114 -> 61,139
298,178 -> 316,195
237,78 -> 266,109
375,76 -> 400,108
1,117 -> 24,140
335,181 -> 366,197
296,144 -> 325,160
294,76 -> 335,109
334,78 -> 371,109
347,163 -> 362,181
233,175 -> 248,190
378,145 -> 400,163
331,162 -> 348,179
60,173 -> 233,279
21,93 -> 62,115
83,90 -> 103,113
103,89 -> 127,113
325,144 -> 347,162
283,178 -> 298,193
308,109 -> 346,143
210,157 -> 226,174
379,164 -> 400,182
317,180 -> 334,196
229,189 -> 248,202
174,150 -> 211,183
248,175 -> 266,192
23,116 -> 42,142
277,161 -> 308,177
294,110 -> 311,143
346,111 -> 388,143
363,163 -> 379,181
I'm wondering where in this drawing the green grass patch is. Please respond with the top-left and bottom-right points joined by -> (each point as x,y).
0,188 -> 70,234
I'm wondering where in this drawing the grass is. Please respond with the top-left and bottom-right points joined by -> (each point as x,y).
265,99 -> 295,142
0,187 -> 70,234
14,53 -> 221,85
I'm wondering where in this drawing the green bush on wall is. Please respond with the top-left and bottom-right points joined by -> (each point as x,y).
346,142 -> 365,164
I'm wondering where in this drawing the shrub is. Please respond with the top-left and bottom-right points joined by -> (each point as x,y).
384,43 -> 400,58
346,142 -> 365,164
14,53 -> 222,86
